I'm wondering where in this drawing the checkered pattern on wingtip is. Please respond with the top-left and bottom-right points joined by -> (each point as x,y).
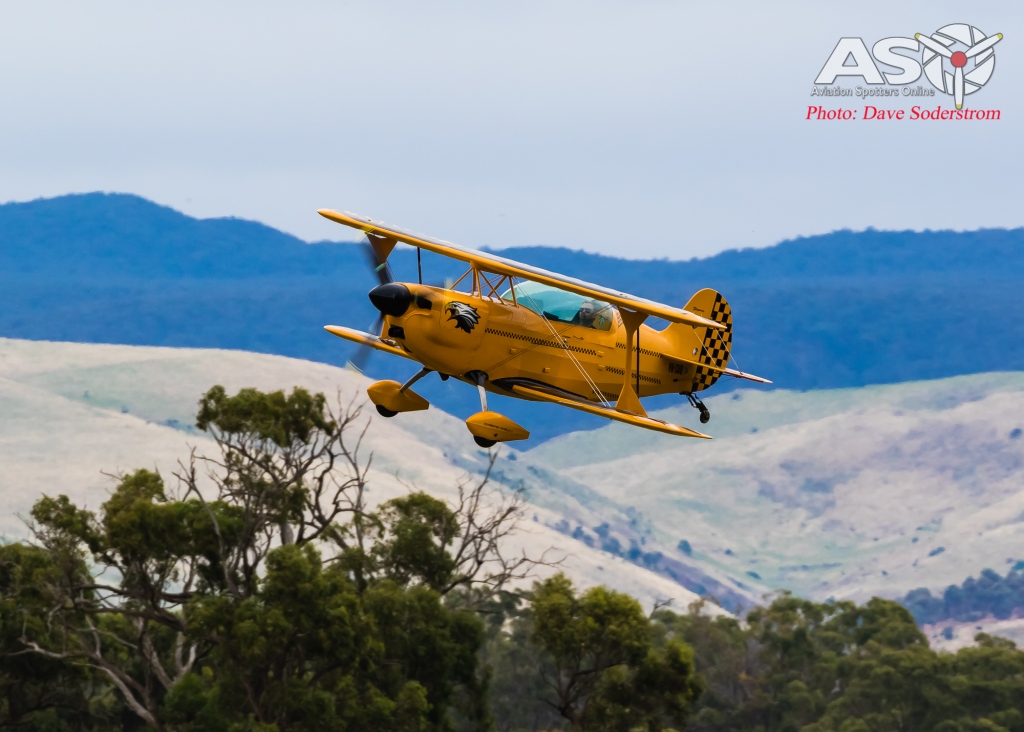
690,292 -> 732,392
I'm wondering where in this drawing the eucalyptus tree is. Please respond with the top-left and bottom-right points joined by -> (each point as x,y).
22,385 -> 540,731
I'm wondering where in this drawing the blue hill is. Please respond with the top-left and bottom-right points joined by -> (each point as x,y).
2,192 -> 1023,441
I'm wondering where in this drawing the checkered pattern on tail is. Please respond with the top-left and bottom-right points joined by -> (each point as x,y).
690,292 -> 732,392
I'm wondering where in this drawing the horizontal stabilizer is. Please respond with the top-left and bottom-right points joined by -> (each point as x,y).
722,367 -> 773,384
511,384 -> 711,439
663,352 -> 772,386
323,325 -> 417,362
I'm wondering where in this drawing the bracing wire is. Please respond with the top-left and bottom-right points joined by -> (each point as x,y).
695,322 -> 748,381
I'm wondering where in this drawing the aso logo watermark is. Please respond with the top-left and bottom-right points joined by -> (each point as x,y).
809,23 -> 1003,122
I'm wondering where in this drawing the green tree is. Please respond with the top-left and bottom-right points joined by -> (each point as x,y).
652,600 -> 757,731
527,573 -> 702,731
0,542 -> 125,730
21,385 -> 538,731
657,592 -> 1024,732
480,591 -> 566,732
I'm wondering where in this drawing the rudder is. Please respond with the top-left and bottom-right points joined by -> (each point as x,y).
676,288 -> 733,392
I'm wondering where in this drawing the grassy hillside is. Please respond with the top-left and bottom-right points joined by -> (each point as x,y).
5,338 -> 1024,622
527,375 -> 1024,605
3,193 -> 1024,440
0,337 -> 714,613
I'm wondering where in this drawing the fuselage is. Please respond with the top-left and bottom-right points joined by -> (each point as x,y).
375,281 -> 708,403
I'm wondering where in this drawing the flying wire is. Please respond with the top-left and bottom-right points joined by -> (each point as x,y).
695,324 -> 747,382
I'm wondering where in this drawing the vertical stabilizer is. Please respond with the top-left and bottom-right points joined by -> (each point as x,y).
665,289 -> 733,392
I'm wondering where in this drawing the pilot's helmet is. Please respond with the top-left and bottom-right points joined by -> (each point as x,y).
592,301 -> 613,330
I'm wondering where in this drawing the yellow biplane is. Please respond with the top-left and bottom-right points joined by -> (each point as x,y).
319,209 -> 770,447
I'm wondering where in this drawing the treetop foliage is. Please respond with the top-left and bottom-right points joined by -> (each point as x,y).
196,385 -> 335,447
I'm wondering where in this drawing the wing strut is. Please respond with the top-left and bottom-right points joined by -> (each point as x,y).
366,233 -> 398,264
636,324 -> 641,398
616,308 -> 648,416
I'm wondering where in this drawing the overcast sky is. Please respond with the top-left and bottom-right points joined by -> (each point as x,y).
1,1 -> 1020,258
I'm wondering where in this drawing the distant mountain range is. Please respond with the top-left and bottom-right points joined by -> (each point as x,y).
3,192 -> 1023,440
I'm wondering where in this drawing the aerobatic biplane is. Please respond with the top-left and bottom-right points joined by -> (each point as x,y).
319,209 -> 770,447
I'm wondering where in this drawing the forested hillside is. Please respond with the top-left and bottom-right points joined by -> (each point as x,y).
3,193 -> 1023,439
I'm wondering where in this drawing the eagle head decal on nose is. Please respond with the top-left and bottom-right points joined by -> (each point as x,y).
446,302 -> 480,333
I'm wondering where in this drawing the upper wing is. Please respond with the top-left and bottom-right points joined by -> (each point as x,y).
318,209 -> 724,331
510,384 -> 712,439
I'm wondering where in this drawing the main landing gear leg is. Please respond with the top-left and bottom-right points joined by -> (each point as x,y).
463,370 -> 529,447
401,367 -> 432,392
685,393 -> 711,424
471,372 -> 489,412
467,371 -> 497,447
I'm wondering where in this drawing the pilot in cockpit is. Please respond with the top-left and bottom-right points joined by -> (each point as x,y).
572,300 -> 598,329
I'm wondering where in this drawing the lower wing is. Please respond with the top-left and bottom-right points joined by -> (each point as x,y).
323,325 -> 418,362
510,384 -> 711,439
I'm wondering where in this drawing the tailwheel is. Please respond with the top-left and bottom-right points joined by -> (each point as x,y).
473,436 -> 498,448
685,393 -> 711,424
376,404 -> 398,418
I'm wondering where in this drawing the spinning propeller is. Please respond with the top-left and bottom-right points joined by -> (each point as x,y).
345,236 -> 444,373
916,31 -> 1003,110
346,236 -> 395,373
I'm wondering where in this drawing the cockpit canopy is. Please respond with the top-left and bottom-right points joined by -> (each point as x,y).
501,281 -> 617,331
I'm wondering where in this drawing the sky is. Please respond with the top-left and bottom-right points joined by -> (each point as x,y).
1,1 -> 1021,259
